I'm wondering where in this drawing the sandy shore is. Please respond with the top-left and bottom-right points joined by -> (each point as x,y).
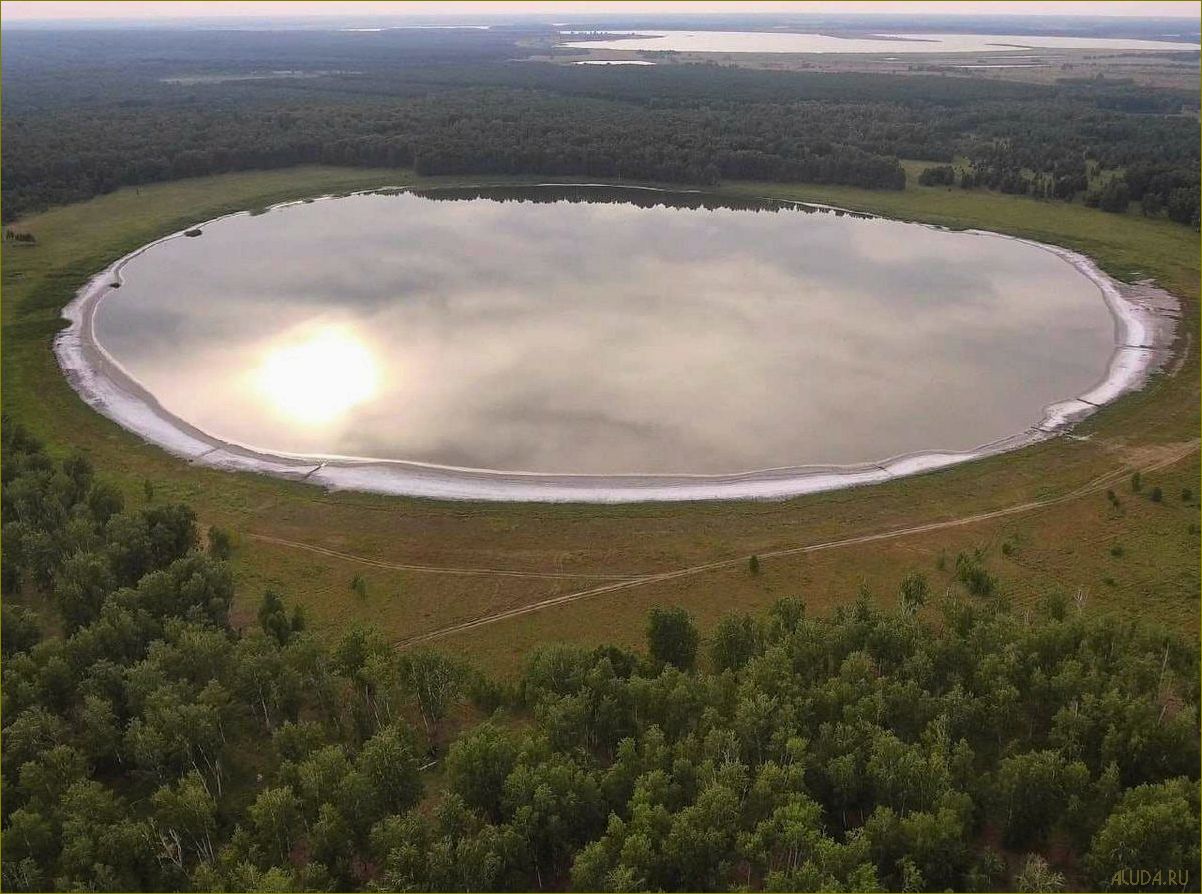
53,188 -> 1181,503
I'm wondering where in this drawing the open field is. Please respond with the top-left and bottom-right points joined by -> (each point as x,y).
4,165 -> 1198,674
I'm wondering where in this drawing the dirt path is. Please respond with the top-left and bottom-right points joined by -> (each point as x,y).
386,439 -> 1199,647
246,533 -> 641,581
247,441 -> 1196,648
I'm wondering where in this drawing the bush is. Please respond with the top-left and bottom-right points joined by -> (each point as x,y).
918,164 -> 956,186
1110,544 -> 1125,558
955,551 -> 997,597
1150,486 -> 1163,503
208,526 -> 233,560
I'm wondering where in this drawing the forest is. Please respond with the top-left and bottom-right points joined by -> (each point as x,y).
2,421 -> 1198,892
1,27 -> 1199,224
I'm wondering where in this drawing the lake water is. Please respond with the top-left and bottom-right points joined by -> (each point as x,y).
94,187 -> 1116,476
559,30 -> 1200,54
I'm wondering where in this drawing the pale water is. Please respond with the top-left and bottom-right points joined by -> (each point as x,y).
94,187 -> 1116,475
559,30 -> 1200,54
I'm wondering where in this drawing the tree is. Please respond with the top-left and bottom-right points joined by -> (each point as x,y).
646,606 -> 699,671
150,772 -> 219,871
258,590 -> 304,646
357,723 -> 423,820
995,750 -> 1091,848
402,651 -> 467,738
898,571 -> 929,615
1,604 -> 41,656
918,165 -> 955,186
1015,854 -> 1065,892
446,723 -> 519,820
247,786 -> 302,864
52,551 -> 114,633
1085,778 -> 1200,891
709,613 -> 762,672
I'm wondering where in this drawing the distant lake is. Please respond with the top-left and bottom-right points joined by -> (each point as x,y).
94,187 -> 1115,476
559,30 -> 1201,54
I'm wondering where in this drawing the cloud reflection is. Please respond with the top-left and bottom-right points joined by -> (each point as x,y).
94,190 -> 1116,474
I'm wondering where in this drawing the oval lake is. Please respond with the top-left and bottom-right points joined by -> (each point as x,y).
92,186 -> 1117,476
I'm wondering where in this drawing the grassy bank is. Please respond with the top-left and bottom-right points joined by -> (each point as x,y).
3,165 -> 1197,674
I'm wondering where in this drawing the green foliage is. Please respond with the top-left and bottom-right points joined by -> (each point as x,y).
447,724 -> 519,820
954,551 -> 997,598
4,30 -> 1198,226
257,590 -> 304,646
918,165 -> 956,187
1015,854 -> 1065,892
1,604 -> 42,656
1131,470 -> 1142,492
1085,778 -> 1201,891
748,554 -> 761,576
709,612 -> 764,673
207,525 -> 233,560
899,571 -> 929,615
1150,486 -> 1163,503
646,606 -> 700,671
1,428 -> 1198,892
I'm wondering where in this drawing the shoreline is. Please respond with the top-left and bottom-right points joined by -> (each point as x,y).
53,186 -> 1181,503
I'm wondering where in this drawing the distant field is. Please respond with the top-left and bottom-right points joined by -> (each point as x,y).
3,165 -> 1197,674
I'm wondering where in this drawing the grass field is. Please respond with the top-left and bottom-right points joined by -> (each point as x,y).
3,165 -> 1198,674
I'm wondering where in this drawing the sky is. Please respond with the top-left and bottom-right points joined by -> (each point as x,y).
3,0 -> 1199,21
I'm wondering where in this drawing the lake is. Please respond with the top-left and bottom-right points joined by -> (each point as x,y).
92,186 -> 1116,477
559,30 -> 1200,54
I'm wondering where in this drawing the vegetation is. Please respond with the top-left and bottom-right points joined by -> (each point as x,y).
3,424 -> 1198,892
1,23 -> 1199,889
1,164 -> 1197,675
2,28 -> 1197,225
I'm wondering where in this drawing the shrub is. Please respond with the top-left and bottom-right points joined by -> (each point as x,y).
208,526 -> 234,560
956,552 -> 997,597
1150,486 -> 1163,503
918,164 -> 956,186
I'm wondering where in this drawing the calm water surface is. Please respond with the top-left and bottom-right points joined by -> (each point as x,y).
96,187 -> 1115,475
560,30 -> 1200,54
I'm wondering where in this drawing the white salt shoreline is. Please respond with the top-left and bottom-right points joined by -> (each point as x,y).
53,187 -> 1180,503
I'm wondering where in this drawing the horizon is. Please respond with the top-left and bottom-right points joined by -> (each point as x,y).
3,0 -> 1199,23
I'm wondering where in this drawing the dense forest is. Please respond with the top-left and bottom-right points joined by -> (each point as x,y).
2,421 -> 1198,892
1,28 -> 1198,223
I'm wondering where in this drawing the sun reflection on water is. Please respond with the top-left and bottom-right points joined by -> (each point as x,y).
254,324 -> 380,426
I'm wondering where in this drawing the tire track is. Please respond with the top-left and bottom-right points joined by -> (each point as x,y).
394,440 -> 1199,648
246,533 -> 640,581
